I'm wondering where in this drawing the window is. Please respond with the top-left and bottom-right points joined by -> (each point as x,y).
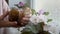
30,0 -> 43,12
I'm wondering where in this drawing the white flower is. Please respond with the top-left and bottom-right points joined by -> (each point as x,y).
29,14 -> 47,25
38,14 -> 47,24
29,15 -> 39,25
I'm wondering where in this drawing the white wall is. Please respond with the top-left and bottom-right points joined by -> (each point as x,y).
42,0 -> 60,26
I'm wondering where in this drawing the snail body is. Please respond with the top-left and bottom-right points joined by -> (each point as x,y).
9,8 -> 24,26
9,7 -> 32,26
9,8 -> 19,21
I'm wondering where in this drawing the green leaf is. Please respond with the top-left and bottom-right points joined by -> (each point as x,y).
31,9 -> 37,15
47,19 -> 52,22
21,23 -> 38,34
43,12 -> 49,16
36,22 -> 45,32
21,31 -> 33,34
24,3 -> 30,7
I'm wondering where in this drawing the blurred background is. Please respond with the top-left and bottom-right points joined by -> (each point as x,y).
4,0 -> 60,34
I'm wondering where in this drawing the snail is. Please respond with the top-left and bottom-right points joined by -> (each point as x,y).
8,7 -> 32,27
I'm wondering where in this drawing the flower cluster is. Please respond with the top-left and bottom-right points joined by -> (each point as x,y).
29,15 -> 47,25
30,9 -> 50,25
21,9 -> 53,34
18,2 -> 25,7
15,2 -> 25,8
